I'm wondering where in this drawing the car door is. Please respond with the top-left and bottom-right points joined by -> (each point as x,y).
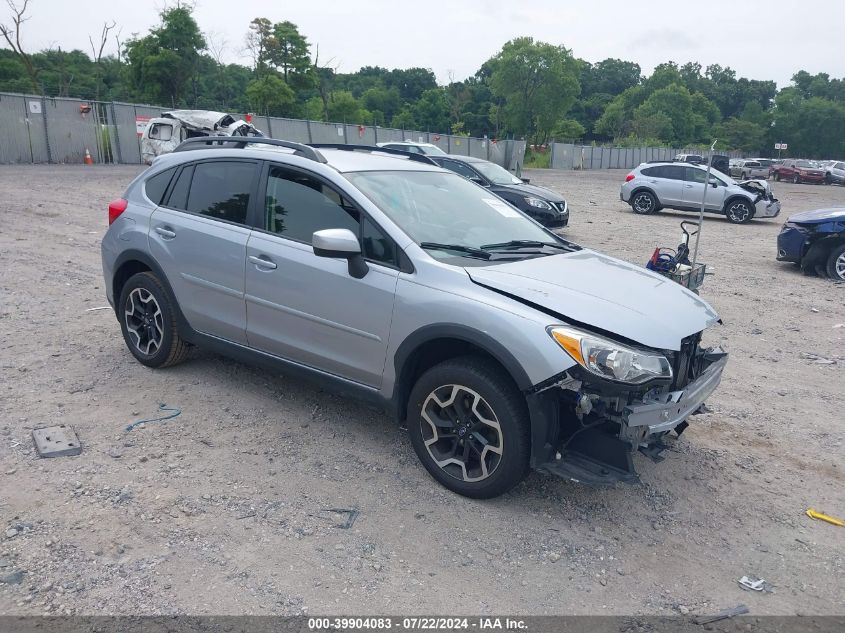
642,165 -> 685,206
682,166 -> 727,211
244,163 -> 400,387
148,159 -> 259,345
834,162 -> 845,183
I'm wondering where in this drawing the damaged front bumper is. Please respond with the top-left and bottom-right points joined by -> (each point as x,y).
530,345 -> 728,485
755,198 -> 781,218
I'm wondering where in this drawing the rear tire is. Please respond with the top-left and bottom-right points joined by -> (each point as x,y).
826,243 -> 845,281
631,191 -> 658,215
118,272 -> 189,368
793,174 -> 801,184
407,356 -> 530,499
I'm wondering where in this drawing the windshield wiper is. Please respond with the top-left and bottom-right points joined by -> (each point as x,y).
420,242 -> 491,259
480,239 -> 571,251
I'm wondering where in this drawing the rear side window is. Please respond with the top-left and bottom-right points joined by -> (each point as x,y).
167,165 -> 193,210
144,167 -> 176,205
185,161 -> 256,225
642,165 -> 684,180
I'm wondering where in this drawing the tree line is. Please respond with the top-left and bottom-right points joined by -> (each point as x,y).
2,2 -> 844,158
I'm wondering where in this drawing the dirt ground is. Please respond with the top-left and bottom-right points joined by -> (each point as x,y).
0,164 -> 843,617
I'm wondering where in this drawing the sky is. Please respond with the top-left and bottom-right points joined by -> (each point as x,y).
9,0 -> 845,87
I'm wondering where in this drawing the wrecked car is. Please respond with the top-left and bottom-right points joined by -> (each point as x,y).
140,110 -> 263,164
777,207 -> 845,280
102,138 -> 728,499
621,161 -> 781,224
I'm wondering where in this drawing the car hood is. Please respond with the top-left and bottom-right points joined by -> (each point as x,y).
466,250 -> 720,350
494,182 -> 565,202
787,207 -> 845,224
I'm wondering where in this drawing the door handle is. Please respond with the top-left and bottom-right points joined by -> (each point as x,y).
685,184 -> 694,188
155,226 -> 176,239
249,255 -> 277,270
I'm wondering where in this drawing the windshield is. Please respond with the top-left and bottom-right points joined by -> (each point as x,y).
345,170 -> 555,260
471,161 -> 523,185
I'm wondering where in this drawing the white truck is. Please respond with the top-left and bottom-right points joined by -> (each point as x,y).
140,110 -> 263,164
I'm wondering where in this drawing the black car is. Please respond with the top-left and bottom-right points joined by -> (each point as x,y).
429,155 -> 569,228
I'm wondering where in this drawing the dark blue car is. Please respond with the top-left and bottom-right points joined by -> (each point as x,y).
777,208 -> 845,280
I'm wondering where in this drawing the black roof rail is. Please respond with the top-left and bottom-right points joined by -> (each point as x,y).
309,143 -> 438,166
173,136 -> 327,163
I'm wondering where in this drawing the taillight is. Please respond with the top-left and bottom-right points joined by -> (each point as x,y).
108,198 -> 128,225
625,174 -> 635,182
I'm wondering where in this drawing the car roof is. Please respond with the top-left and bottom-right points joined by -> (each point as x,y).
151,143 -> 444,174
379,141 -> 437,147
438,154 -> 487,164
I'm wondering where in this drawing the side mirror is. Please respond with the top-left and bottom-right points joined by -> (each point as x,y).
312,228 -> 369,279
469,176 -> 488,186
521,177 -> 531,184
710,180 -> 718,188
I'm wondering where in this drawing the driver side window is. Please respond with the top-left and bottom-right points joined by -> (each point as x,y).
264,165 -> 399,267
440,159 -> 480,180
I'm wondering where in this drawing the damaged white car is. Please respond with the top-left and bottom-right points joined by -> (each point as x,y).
140,110 -> 264,164
621,161 -> 781,224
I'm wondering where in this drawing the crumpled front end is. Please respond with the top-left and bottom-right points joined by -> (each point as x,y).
739,179 -> 781,218
528,334 -> 728,485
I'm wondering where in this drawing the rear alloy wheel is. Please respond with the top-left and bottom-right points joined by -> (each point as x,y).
826,243 -> 845,281
407,357 -> 530,498
119,271 -> 189,368
631,191 -> 657,215
726,199 -> 754,224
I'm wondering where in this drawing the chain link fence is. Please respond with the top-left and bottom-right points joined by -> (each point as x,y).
0,92 -> 525,170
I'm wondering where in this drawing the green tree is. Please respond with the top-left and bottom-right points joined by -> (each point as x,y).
391,107 -> 417,129
245,73 -> 295,116
633,83 -> 695,144
487,37 -> 581,144
553,118 -> 586,141
412,88 -> 450,131
269,21 -> 311,87
594,97 -> 627,140
715,117 -> 766,153
125,5 -> 206,105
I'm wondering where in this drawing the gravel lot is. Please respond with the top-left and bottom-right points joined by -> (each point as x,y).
0,164 -> 843,617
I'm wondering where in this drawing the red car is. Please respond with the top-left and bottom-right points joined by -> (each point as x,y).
770,159 -> 826,184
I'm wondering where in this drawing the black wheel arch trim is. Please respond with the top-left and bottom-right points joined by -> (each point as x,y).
111,249 -> 189,330
391,324 -> 534,419
629,187 -> 660,206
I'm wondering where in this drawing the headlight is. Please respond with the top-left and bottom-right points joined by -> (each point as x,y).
525,197 -> 552,210
548,325 -> 672,384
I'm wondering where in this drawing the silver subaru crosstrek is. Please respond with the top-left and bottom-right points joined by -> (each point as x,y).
620,161 -> 781,224
102,138 -> 728,498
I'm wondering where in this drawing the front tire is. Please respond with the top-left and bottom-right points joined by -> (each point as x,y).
826,243 -> 845,281
631,191 -> 658,215
775,172 -> 781,181
118,272 -> 189,368
725,199 -> 754,224
407,357 -> 530,498
825,173 -> 833,185
793,174 -> 801,184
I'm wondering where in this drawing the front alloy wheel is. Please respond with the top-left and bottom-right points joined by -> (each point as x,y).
726,200 -> 754,224
407,357 -> 530,498
420,384 -> 503,482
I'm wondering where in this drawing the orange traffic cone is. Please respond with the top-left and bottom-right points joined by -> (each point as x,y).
83,148 -> 94,165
